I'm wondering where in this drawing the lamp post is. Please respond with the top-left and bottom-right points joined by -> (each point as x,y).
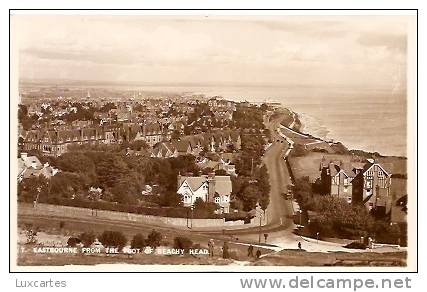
316,232 -> 319,244
299,209 -> 302,227
255,208 -> 262,244
190,205 -> 194,229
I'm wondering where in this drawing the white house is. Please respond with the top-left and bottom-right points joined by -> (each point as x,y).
18,153 -> 59,182
177,173 -> 231,213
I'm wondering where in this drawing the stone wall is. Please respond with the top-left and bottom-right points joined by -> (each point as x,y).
18,203 -> 264,229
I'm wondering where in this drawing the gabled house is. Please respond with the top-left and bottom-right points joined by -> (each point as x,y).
172,140 -> 194,156
18,152 -> 59,182
177,173 -> 231,213
151,142 -> 178,158
351,160 -> 392,212
135,123 -> 163,147
319,159 -> 392,212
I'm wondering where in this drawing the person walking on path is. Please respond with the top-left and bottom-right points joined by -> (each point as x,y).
298,241 -> 302,250
208,239 -> 215,257
256,249 -> 261,259
247,244 -> 254,258
222,241 -> 230,259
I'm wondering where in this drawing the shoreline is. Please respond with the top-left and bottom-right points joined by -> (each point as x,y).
276,105 -> 407,160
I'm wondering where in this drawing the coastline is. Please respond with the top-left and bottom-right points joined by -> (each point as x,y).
276,105 -> 407,159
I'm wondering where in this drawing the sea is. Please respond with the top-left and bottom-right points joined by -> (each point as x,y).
135,84 -> 407,157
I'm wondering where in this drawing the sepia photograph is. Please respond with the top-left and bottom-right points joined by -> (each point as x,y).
9,10 -> 417,272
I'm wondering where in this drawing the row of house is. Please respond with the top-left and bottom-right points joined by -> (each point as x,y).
21,121 -> 168,156
151,130 -> 242,158
22,125 -> 124,156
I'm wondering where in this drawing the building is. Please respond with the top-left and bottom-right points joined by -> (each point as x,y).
318,160 -> 362,202
134,123 -> 163,147
319,159 -> 392,212
18,152 -> 59,182
22,126 -> 120,156
177,173 -> 231,213
151,142 -> 178,158
351,160 -> 392,213
202,131 -> 241,153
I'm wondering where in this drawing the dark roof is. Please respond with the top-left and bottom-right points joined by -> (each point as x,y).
144,123 -> 161,135
173,140 -> 191,153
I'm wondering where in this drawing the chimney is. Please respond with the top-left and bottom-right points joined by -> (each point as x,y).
207,172 -> 216,203
21,152 -> 28,160
177,172 -> 182,189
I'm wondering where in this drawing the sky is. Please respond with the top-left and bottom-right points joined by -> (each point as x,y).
13,15 -> 411,89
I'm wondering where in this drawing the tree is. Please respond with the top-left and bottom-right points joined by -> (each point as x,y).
130,233 -> 147,249
55,152 -> 96,174
146,230 -> 162,249
50,172 -> 86,199
158,191 -> 182,207
110,180 -> 139,204
259,195 -> 270,212
240,184 -> 263,211
67,237 -> 81,247
79,231 -> 96,247
95,154 -> 130,188
18,104 -> 38,130
98,231 -> 127,251
194,197 -> 207,210
24,224 -> 39,244
18,175 -> 49,203
128,140 -> 149,151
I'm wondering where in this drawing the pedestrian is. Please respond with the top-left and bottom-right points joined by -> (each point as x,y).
208,239 -> 215,257
256,249 -> 261,259
247,244 -> 254,257
222,241 -> 230,259
298,241 -> 302,250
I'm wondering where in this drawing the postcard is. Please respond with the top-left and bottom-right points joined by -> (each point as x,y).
9,10 -> 417,272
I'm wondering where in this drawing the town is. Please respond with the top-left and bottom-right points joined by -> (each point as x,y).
16,84 -> 408,266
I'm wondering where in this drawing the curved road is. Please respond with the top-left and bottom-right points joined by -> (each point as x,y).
201,113 -> 296,237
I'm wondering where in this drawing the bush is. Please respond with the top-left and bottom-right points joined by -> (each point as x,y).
98,231 -> 127,250
146,230 -> 162,249
131,233 -> 147,249
79,231 -> 96,247
67,237 -> 81,247
24,224 -> 39,244
173,236 -> 193,253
